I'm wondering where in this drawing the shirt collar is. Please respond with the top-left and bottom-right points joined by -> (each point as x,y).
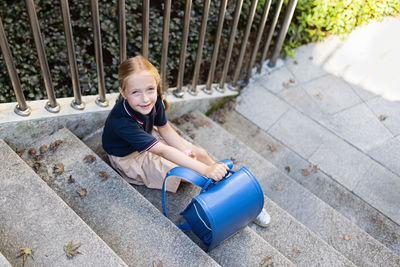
123,99 -> 145,125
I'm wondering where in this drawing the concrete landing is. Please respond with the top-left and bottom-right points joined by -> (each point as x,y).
239,17 -> 400,226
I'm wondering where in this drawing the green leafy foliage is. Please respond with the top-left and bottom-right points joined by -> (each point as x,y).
0,0 -> 399,103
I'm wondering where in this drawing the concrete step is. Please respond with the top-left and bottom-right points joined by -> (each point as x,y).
82,125 -> 296,266
175,110 -> 400,266
0,139 -> 127,267
20,128 -> 218,267
220,109 -> 400,256
0,252 -> 12,267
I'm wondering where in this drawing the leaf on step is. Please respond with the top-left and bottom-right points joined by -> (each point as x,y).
33,154 -> 43,161
181,113 -> 196,122
189,133 -> 196,139
343,234 -> 350,241
76,188 -> 87,199
28,148 -> 37,157
152,260 -> 163,267
53,163 -> 64,175
99,171 -> 109,182
33,162 -> 41,173
17,247 -> 34,265
49,140 -> 63,151
260,256 -> 273,267
268,144 -> 276,152
68,175 -> 75,184
282,82 -> 289,89
171,117 -> 184,126
289,78 -> 296,84
277,184 -> 283,191
309,164 -> 319,172
315,93 -> 323,100
64,240 -> 82,259
294,60 -> 299,65
39,145 -> 48,154
230,157 -> 238,164
193,120 -> 210,128
309,56 -> 313,60
284,166 -> 291,173
16,150 -> 24,157
293,247 -> 301,253
301,169 -> 309,176
379,114 -> 388,121
237,100 -> 243,105
83,155 -> 96,164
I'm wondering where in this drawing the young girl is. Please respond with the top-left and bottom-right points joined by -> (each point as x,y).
102,56 -> 270,226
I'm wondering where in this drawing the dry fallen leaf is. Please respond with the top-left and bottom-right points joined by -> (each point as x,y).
379,114 -> 388,121
343,234 -> 350,241
153,260 -> 163,267
53,163 -> 64,175
309,56 -> 313,60
282,82 -> 289,89
294,60 -> 299,65
268,145 -> 276,152
301,169 -> 310,176
230,157 -> 238,164
310,164 -> 319,172
289,78 -> 295,83
16,150 -> 24,157
33,154 -> 42,161
39,145 -> 48,154
83,155 -> 96,164
68,175 -> 75,184
49,140 -> 63,151
293,247 -> 301,253
17,247 -> 34,265
99,171 -> 109,182
33,162 -> 41,173
64,240 -> 82,259
193,120 -> 210,128
284,166 -> 291,173
237,100 -> 243,105
28,148 -> 36,157
277,184 -> 283,191
76,188 -> 87,199
260,256 -> 273,267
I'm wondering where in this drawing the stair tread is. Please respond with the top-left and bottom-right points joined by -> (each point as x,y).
0,252 -> 12,267
222,109 -> 400,256
0,139 -> 127,267
20,128 -> 218,267
175,110 -> 400,266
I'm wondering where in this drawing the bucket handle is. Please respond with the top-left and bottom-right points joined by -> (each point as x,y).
162,159 -> 233,218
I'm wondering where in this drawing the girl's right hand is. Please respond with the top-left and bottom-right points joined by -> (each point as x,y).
204,163 -> 229,181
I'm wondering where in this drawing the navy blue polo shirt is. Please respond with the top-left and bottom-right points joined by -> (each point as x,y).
102,96 -> 167,157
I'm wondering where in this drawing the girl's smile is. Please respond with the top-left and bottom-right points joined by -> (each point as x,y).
120,70 -> 157,115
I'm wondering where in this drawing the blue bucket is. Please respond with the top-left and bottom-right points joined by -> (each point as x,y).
162,159 -> 264,250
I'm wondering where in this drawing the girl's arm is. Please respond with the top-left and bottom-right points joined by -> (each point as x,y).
157,122 -> 189,152
148,141 -> 228,181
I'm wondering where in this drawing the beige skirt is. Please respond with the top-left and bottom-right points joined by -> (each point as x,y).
107,130 -> 184,193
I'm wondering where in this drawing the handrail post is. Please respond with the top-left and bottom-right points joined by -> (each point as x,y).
142,0 -> 149,58
90,0 -> 109,107
119,0 -> 127,63
269,0 -> 298,67
173,0 -> 192,98
0,16 -> 31,116
161,0 -> 171,92
25,0 -> 60,113
60,0 -> 85,110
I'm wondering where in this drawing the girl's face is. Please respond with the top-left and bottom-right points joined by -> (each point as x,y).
120,70 -> 157,115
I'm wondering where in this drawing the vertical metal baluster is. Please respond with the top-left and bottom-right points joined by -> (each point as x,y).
258,0 -> 283,73
206,0 -> 227,94
60,0 -> 85,110
142,0 -> 149,58
173,0 -> 192,98
90,0 -> 108,107
119,0 -> 127,63
218,0 -> 243,91
269,0 -> 298,67
188,0 -> 210,96
161,0 -> 171,91
247,0 -> 272,78
25,0 -> 60,112
0,16 -> 31,116
230,0 -> 258,90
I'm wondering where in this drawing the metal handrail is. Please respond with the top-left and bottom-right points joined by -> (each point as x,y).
0,0 -> 298,116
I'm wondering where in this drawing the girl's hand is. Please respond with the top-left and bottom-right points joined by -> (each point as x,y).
204,163 -> 229,181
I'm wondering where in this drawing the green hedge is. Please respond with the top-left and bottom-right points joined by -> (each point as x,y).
0,0 -> 399,103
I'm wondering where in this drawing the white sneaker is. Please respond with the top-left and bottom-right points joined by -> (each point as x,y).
253,208 -> 271,227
